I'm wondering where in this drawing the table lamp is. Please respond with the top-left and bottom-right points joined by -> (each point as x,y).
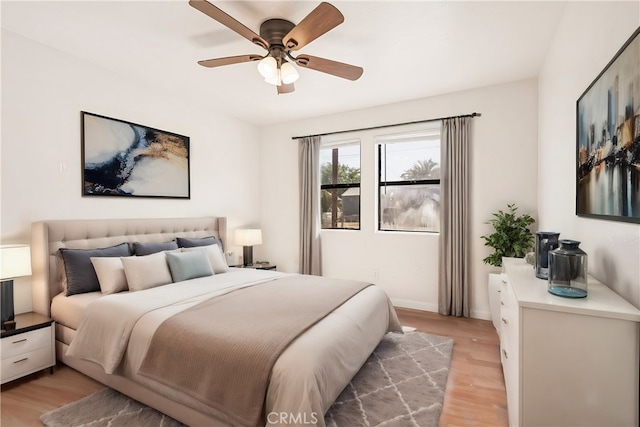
235,229 -> 262,266
0,244 -> 32,327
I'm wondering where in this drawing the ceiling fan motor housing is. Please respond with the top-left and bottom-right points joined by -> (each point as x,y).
260,19 -> 296,50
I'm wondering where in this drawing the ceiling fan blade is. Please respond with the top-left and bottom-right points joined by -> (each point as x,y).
189,0 -> 268,50
295,55 -> 363,81
277,83 -> 295,94
198,54 -> 262,68
283,2 -> 344,51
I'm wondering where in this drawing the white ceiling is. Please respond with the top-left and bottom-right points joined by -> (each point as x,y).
2,1 -> 567,126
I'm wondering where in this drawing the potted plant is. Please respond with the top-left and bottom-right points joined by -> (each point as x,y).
482,204 -> 535,334
481,203 -> 535,268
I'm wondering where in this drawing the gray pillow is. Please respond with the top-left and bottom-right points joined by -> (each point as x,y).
133,240 -> 179,256
166,251 -> 214,282
176,236 -> 221,248
60,243 -> 131,296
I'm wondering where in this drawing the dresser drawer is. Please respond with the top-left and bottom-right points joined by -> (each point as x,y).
500,278 -> 518,341
1,326 -> 52,359
499,274 -> 521,426
1,346 -> 54,383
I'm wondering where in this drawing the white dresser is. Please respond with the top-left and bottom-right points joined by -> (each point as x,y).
499,257 -> 640,427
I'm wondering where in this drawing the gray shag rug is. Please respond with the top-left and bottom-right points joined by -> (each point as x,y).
40,332 -> 453,427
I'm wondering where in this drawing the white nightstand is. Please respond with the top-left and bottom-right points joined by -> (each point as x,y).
1,312 -> 55,384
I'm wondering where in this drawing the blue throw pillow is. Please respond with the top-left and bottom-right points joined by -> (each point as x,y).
166,250 -> 214,282
60,243 -> 131,296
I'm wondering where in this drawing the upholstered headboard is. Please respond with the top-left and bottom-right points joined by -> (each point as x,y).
31,217 -> 227,316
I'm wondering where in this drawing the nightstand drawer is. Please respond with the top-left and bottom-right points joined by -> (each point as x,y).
1,346 -> 54,383
1,326 -> 52,359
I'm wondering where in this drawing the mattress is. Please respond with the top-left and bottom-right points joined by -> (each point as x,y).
51,291 -> 102,330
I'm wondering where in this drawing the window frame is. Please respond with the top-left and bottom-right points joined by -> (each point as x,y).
376,130 -> 441,233
319,139 -> 361,230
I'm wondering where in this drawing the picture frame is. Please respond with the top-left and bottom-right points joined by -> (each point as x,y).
576,27 -> 640,224
81,112 -> 190,199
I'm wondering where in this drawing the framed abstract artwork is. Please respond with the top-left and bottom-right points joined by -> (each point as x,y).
81,112 -> 190,199
576,27 -> 640,224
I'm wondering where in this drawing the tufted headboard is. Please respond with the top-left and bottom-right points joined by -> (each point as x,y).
31,217 -> 227,316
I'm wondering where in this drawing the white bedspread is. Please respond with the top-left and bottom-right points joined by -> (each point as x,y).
65,269 -> 401,426
67,268 -> 287,374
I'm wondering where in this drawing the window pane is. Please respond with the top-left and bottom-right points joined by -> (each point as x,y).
320,144 -> 361,185
321,187 -> 360,229
380,140 -> 440,181
320,140 -> 360,230
379,184 -> 440,232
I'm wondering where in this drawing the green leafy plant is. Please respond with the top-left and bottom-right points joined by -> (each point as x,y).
481,203 -> 535,267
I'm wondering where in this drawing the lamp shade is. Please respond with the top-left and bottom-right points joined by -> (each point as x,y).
280,62 -> 299,84
0,245 -> 32,280
264,69 -> 281,86
257,56 -> 278,79
235,229 -> 263,247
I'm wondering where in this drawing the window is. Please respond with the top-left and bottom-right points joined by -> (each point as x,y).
320,140 -> 360,229
377,128 -> 441,232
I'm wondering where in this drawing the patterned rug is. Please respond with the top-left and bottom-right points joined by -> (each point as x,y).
40,332 -> 453,427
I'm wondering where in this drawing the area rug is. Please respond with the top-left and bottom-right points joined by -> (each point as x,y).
40,332 -> 453,427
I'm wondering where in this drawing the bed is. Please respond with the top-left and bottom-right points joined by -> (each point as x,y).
31,217 -> 401,426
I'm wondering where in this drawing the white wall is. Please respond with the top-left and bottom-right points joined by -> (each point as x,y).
1,31 -> 262,312
259,79 -> 538,319
538,2 -> 640,307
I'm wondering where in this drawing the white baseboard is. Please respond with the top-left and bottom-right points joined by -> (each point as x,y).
392,298 -> 492,321
391,299 -> 438,313
470,309 -> 492,321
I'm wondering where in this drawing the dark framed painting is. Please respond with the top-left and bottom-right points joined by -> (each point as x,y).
81,112 -> 190,199
576,27 -> 640,223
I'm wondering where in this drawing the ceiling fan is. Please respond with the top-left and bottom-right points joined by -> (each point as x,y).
189,0 -> 364,94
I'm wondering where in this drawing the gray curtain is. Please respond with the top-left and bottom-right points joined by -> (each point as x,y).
438,117 -> 472,317
298,136 -> 322,275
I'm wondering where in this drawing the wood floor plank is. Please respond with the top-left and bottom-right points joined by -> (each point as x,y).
1,308 -> 508,426
395,308 -> 508,427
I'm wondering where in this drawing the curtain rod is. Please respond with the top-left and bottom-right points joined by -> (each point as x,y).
291,112 -> 481,140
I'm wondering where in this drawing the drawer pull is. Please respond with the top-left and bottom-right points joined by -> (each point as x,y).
502,349 -> 508,359
501,279 -> 507,284
12,339 -> 27,344
13,357 -> 28,364
500,301 -> 505,306
501,317 -> 509,325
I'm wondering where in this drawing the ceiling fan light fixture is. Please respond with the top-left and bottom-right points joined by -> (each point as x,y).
280,62 -> 299,84
264,69 -> 281,86
257,56 -> 278,79
191,1 -> 363,94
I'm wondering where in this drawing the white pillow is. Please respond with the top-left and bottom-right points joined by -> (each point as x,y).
182,244 -> 229,274
90,257 -> 128,294
121,252 -> 173,292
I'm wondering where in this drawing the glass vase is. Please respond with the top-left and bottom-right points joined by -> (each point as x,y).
548,240 -> 588,298
535,231 -> 560,279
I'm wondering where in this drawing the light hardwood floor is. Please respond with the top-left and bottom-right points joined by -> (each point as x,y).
1,308 -> 508,427
396,308 -> 508,426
